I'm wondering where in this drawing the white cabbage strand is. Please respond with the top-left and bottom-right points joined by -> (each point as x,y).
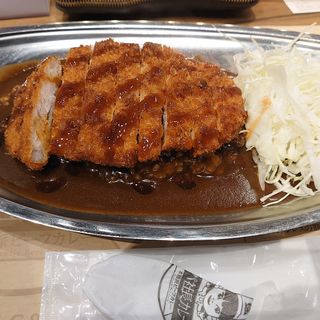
234,46 -> 320,205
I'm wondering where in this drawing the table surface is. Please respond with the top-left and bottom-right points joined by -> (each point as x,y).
1,0 -> 320,319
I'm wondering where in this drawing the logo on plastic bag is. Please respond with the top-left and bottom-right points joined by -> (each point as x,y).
158,265 -> 253,320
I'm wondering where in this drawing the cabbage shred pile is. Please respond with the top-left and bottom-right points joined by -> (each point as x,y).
234,46 -> 320,205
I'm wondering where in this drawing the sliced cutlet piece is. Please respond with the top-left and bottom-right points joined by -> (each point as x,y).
162,55 -> 245,156
5,57 -> 61,170
138,43 -> 167,162
77,39 -> 120,164
51,45 -> 91,159
105,42 -> 141,167
185,60 -> 246,156
161,47 -> 198,152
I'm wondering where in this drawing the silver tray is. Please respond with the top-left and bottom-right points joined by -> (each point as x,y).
1,21 -> 320,241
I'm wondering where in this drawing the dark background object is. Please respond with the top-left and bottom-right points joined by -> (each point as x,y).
56,0 -> 259,16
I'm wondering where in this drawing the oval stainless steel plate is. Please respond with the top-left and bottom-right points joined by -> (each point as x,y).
1,21 -> 320,241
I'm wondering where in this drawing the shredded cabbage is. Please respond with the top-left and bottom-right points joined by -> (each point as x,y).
234,45 -> 320,205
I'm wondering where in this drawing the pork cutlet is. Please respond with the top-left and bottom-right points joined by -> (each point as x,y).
5,39 -> 246,170
5,57 -> 62,170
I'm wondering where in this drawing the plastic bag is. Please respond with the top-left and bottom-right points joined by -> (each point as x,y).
40,236 -> 320,320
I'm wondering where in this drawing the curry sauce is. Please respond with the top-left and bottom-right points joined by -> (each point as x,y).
0,62 -> 264,215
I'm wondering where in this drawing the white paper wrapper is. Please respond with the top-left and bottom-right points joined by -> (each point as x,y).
40,237 -> 320,320
84,255 -> 253,320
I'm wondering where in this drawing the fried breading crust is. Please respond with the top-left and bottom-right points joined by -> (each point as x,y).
138,43 -> 167,162
77,39 -> 121,164
5,57 -> 61,170
105,42 -> 141,167
6,40 -> 246,170
51,45 -> 92,159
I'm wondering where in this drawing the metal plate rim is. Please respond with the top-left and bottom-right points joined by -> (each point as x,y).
1,21 -> 320,241
0,20 -> 319,41
1,197 -> 320,241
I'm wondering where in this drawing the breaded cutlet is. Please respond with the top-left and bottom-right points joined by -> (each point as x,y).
138,42 -> 167,163
161,47 -> 198,152
105,42 -> 141,167
5,57 -> 61,170
184,60 -> 245,156
6,39 -> 246,170
163,56 -> 245,156
51,45 -> 92,159
77,39 -> 121,164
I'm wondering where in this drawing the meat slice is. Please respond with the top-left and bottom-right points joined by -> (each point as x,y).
163,56 -> 246,156
138,43 -> 167,162
5,57 -> 61,170
105,42 -> 141,167
186,61 -> 246,156
77,39 -> 120,164
161,49 -> 198,152
50,45 -> 91,159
